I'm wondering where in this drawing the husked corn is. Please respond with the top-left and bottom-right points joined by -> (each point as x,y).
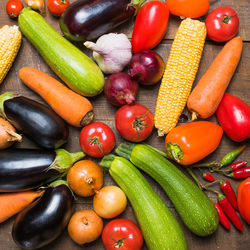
0,25 -> 22,84
154,18 -> 206,136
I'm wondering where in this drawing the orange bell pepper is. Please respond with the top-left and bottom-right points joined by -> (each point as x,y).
237,177 -> 250,224
165,121 -> 223,165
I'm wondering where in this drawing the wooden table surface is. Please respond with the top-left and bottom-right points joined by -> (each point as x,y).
0,0 -> 249,249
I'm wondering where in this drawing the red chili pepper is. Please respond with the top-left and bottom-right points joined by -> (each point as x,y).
228,167 -> 250,179
220,180 -> 238,210
218,194 -> 243,231
202,173 -> 215,182
229,161 -> 248,171
214,203 -> 231,230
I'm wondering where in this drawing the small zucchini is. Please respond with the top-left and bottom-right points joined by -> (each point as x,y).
100,154 -> 187,250
116,143 -> 219,236
18,7 -> 104,97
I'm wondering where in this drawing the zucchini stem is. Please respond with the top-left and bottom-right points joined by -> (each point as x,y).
115,143 -> 135,160
100,154 -> 116,169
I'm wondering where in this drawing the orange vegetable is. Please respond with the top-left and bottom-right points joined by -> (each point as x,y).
165,121 -> 223,165
0,190 -> 42,223
0,118 -> 22,149
166,0 -> 209,18
187,36 -> 243,120
237,177 -> 250,224
19,67 -> 94,127
25,0 -> 45,13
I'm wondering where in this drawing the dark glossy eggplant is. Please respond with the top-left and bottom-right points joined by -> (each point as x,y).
12,180 -> 73,250
0,148 -> 84,192
60,0 -> 145,41
0,92 -> 69,149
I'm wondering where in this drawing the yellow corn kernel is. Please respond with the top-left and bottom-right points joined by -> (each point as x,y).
0,25 -> 22,84
154,18 -> 206,136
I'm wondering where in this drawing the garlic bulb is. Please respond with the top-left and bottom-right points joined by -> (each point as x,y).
84,33 -> 132,74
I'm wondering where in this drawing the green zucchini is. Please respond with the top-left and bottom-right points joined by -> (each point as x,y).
116,143 -> 219,236
18,7 -> 104,97
100,154 -> 187,250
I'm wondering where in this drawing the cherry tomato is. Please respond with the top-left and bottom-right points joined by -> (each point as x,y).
167,0 -> 209,18
132,1 -> 169,53
6,0 -> 23,18
115,104 -> 154,142
47,0 -> 70,17
79,122 -> 115,158
102,219 -> 143,250
237,177 -> 250,224
205,7 -> 239,42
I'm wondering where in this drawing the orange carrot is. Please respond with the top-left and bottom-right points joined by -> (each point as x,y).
19,67 -> 94,127
187,36 -> 243,120
0,191 -> 42,223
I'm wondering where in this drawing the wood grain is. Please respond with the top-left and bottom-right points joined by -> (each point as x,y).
0,0 -> 250,249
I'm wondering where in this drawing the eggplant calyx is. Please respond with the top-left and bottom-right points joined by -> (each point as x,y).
0,92 -> 16,118
49,149 -> 85,174
49,179 -> 68,188
166,142 -> 183,163
129,0 -> 146,14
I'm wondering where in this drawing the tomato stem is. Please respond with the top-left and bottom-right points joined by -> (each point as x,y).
220,13 -> 236,24
110,232 -> 129,248
132,113 -> 148,136
88,136 -> 103,153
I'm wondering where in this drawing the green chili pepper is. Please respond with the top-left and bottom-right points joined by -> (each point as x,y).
220,145 -> 246,167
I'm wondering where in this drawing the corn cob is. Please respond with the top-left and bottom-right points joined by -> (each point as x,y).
0,25 -> 22,84
154,18 -> 206,136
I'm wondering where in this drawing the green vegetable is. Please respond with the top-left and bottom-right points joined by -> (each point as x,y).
18,7 -> 104,97
116,143 -> 219,236
100,154 -> 187,250
220,145 -> 246,167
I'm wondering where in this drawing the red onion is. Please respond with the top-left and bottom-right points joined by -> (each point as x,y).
104,72 -> 138,107
128,50 -> 165,85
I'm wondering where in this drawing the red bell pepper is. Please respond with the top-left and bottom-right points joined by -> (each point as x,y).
131,1 -> 169,53
216,93 -> 250,142
237,177 -> 250,224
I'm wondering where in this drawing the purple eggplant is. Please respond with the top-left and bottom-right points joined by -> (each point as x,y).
12,180 -> 73,250
60,0 -> 145,41
0,92 -> 69,149
0,148 -> 84,192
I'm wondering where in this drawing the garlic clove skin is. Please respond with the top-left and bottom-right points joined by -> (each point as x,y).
84,33 -> 132,74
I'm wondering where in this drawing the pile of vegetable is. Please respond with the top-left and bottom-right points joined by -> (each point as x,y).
0,0 -> 249,249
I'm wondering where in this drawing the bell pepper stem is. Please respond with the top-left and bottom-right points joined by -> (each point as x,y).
167,142 -> 183,163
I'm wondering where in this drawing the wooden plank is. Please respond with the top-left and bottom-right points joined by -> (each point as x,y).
0,0 -> 250,250
1,0 -> 249,41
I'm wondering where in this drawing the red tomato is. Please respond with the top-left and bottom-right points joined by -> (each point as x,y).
115,104 -> 154,142
47,0 -> 70,17
79,122 -> 115,158
132,1 -> 169,53
237,177 -> 250,224
205,7 -> 239,42
167,0 -> 209,18
102,219 -> 143,250
6,0 -> 23,18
